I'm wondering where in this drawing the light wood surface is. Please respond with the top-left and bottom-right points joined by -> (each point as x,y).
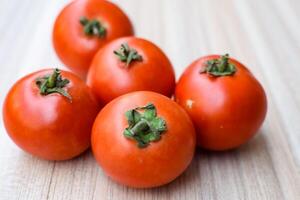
0,0 -> 299,199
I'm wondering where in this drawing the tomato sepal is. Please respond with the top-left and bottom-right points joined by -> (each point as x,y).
200,54 -> 236,77
113,43 -> 142,67
35,68 -> 72,102
123,103 -> 167,148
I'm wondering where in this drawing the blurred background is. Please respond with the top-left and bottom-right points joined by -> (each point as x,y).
0,0 -> 299,199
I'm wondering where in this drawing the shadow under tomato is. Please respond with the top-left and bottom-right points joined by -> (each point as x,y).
198,130 -> 269,156
18,146 -> 94,163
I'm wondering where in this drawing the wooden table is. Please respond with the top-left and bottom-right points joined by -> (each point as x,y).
0,0 -> 299,199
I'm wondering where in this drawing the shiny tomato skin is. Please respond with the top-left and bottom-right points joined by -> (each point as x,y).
3,69 -> 100,160
87,37 -> 176,105
53,0 -> 134,78
92,91 -> 196,188
175,55 -> 267,151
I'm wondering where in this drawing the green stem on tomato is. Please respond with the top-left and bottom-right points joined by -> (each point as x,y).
123,103 -> 167,148
200,54 -> 236,76
79,16 -> 106,38
35,69 -> 72,102
113,43 -> 143,67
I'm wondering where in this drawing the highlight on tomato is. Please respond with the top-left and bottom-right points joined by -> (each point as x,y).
53,0 -> 134,78
175,54 -> 267,151
3,69 -> 100,160
91,91 -> 196,188
87,37 -> 176,105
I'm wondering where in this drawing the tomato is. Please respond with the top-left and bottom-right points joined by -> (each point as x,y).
53,0 -> 134,78
92,91 -> 196,188
175,54 -> 267,150
87,37 -> 176,105
3,69 -> 100,160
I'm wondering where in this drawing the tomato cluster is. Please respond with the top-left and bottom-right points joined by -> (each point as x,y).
3,0 -> 267,188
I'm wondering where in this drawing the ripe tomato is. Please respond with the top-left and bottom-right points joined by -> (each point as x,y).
3,69 -> 100,160
53,0 -> 134,78
87,37 -> 176,105
92,91 -> 196,188
175,54 -> 267,150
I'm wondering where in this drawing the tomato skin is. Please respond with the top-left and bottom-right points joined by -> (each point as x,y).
175,55 -> 267,150
3,69 -> 100,160
92,91 -> 196,188
53,0 -> 134,78
87,37 -> 176,105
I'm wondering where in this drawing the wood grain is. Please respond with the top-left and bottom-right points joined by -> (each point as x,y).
0,0 -> 299,199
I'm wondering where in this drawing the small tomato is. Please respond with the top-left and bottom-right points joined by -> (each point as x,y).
3,69 -> 100,160
92,91 -> 196,188
87,37 -> 176,105
175,54 -> 267,150
53,0 -> 134,78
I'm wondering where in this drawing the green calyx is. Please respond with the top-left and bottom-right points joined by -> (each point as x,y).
200,54 -> 236,76
113,43 -> 143,67
79,16 -> 106,38
123,103 -> 167,148
35,69 -> 72,102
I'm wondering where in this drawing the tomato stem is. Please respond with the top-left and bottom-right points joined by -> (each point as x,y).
200,54 -> 236,76
113,43 -> 143,67
123,103 -> 167,148
47,69 -> 59,88
79,16 -> 106,38
36,69 -> 72,102
128,120 -> 150,136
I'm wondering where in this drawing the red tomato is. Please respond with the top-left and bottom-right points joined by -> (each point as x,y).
92,91 -> 196,188
53,0 -> 134,78
175,54 -> 267,150
3,69 -> 100,160
87,37 -> 176,105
